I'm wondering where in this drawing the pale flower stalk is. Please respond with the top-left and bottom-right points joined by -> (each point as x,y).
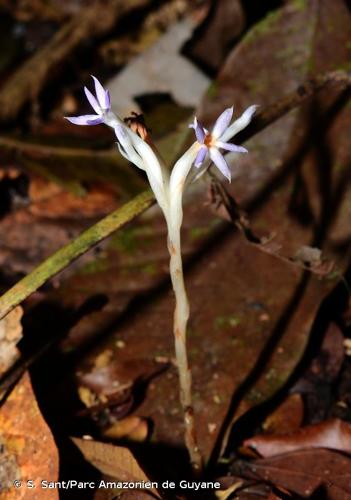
66,76 -> 256,472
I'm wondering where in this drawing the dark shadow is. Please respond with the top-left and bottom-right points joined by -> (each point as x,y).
0,172 -> 29,218
182,0 -> 284,77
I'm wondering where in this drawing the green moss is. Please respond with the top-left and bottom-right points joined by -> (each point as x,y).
293,0 -> 306,11
77,257 -> 109,275
109,227 -> 138,253
141,263 -> 156,275
206,81 -> 219,98
246,388 -> 263,404
247,75 -> 270,97
214,314 -> 241,330
243,9 -> 281,45
230,336 -> 245,347
189,226 -> 210,241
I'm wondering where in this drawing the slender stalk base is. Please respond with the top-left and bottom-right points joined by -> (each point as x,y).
167,228 -> 203,473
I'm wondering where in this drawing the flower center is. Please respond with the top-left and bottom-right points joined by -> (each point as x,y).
204,133 -> 214,147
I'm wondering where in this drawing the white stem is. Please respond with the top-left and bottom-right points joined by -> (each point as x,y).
106,110 -> 202,468
167,219 -> 202,472
165,143 -> 203,471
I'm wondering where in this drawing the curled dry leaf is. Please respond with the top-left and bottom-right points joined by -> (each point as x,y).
102,416 -> 149,442
0,373 -> 59,499
244,418 -> 351,458
215,480 -> 243,500
71,437 -> 160,498
0,306 -> 23,377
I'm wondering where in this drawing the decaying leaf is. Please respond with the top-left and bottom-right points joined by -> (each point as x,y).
102,416 -> 149,442
108,18 -> 210,115
0,373 -> 59,499
0,306 -> 23,376
244,418 -> 351,458
183,0 -> 245,74
262,393 -> 304,435
241,448 -> 351,499
71,438 -> 160,498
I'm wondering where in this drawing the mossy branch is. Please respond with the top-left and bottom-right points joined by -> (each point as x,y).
0,190 -> 154,320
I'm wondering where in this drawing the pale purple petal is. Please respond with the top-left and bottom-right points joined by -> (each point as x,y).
195,118 -> 206,143
210,148 -> 231,181
84,87 -> 101,114
220,104 -> 258,143
212,106 -> 233,139
105,89 -> 111,109
92,75 -> 109,110
65,114 -> 103,125
217,141 -> 248,153
189,117 -> 205,143
194,146 -> 208,167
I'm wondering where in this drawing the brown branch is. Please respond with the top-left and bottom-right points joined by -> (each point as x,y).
235,70 -> 351,144
0,0 -> 152,122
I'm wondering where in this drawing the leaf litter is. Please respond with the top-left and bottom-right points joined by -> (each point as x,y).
0,0 -> 351,498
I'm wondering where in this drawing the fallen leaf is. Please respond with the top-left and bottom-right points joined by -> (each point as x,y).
183,0 -> 245,74
0,306 -> 23,376
262,393 -> 304,435
241,448 -> 351,499
72,438 -> 159,498
244,418 -> 351,458
107,18 -> 210,115
0,373 -> 59,499
102,416 -> 149,442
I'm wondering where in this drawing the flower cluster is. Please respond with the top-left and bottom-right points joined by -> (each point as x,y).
65,76 -> 257,204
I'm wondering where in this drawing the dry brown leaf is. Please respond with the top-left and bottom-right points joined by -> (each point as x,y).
71,438 -> 160,498
215,480 -> 243,500
262,394 -> 304,435
0,306 -> 23,376
244,418 -> 351,458
0,372 -> 59,499
103,416 -> 148,442
242,448 -> 351,499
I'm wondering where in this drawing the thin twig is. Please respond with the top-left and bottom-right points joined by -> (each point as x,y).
209,176 -> 334,276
